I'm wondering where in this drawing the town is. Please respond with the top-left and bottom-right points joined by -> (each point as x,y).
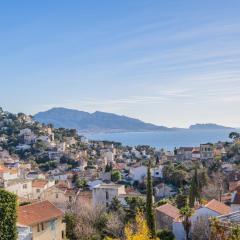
0,107 -> 240,240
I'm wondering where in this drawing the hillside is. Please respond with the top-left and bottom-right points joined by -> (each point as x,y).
34,108 -> 170,133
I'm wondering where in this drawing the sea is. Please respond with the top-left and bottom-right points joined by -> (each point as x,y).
86,129 -> 236,150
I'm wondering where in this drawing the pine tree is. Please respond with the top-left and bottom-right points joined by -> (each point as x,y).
189,168 -> 200,207
146,160 -> 156,238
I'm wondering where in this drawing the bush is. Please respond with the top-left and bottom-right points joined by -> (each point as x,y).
157,229 -> 175,240
0,189 -> 17,240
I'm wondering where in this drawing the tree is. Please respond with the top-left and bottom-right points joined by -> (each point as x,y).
146,161 -> 156,238
189,168 -> 200,207
157,229 -> 175,240
180,206 -> 194,240
175,194 -> 188,209
105,211 -> 156,240
0,189 -> 17,240
191,216 -> 210,240
125,196 -> 146,221
111,170 -> 121,182
64,213 -> 78,240
105,163 -> 113,172
229,132 -> 240,141
125,211 -> 153,240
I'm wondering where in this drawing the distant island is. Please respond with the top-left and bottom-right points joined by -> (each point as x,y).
34,107 -> 236,133
189,123 -> 234,130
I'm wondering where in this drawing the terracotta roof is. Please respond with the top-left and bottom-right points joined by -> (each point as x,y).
17,201 -> 64,226
32,179 -> 48,188
155,203 -> 180,220
204,199 -> 231,215
0,166 -> 9,173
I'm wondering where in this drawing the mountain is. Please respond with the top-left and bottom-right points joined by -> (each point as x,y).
34,108 -> 170,133
189,123 -> 234,130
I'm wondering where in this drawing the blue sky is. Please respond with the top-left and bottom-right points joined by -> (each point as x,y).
1,1 -> 240,127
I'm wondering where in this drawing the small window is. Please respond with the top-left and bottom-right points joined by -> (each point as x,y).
106,191 -> 109,200
23,184 -> 27,189
56,193 -> 58,199
69,196 -> 72,202
62,230 -> 65,239
36,189 -> 40,193
37,224 -> 40,232
41,222 -> 44,231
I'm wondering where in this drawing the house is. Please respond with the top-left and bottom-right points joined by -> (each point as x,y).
176,147 -> 193,161
43,181 -> 80,211
200,143 -> 214,161
210,211 -> 240,239
92,183 -> 126,207
192,148 -> 201,160
155,203 -> 181,230
4,178 -> 33,199
154,183 -> 177,199
191,199 -> 231,223
128,166 -> 147,182
0,166 -> 19,182
32,179 -> 55,200
230,188 -> 240,211
173,199 -> 231,240
17,201 -> 66,240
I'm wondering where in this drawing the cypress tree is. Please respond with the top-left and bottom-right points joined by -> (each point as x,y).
189,168 -> 200,207
146,160 -> 156,238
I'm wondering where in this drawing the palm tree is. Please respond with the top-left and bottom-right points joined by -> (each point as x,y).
180,206 -> 194,240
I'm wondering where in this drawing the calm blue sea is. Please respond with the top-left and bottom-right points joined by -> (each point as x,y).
86,129 -> 235,150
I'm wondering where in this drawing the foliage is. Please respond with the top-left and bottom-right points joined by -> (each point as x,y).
146,161 -> 156,238
189,168 -> 201,207
156,229 -> 175,240
180,206 -> 194,240
105,163 -> 113,172
111,170 -> 121,182
191,216 -> 210,240
175,194 -> 188,209
125,211 -> 153,240
64,213 -> 78,240
210,218 -> 240,240
125,196 -> 146,221
0,189 -> 17,240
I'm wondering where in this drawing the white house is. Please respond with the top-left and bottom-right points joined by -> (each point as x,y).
173,199 -> 231,240
4,178 -> 33,199
92,183 -> 126,207
129,166 -> 147,182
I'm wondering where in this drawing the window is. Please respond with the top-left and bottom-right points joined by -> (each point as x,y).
36,189 -> 40,193
69,196 -> 72,202
56,193 -> 58,199
62,230 -> 65,239
106,191 -> 109,200
41,222 -> 44,231
37,224 -> 40,232
23,184 -> 27,189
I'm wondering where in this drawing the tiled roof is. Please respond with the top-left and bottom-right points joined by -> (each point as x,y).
205,199 -> 231,215
0,166 -> 9,173
32,179 -> 48,188
17,201 -> 64,226
155,203 -> 180,220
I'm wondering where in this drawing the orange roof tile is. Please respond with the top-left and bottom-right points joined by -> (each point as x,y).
156,203 -> 180,219
32,179 -> 48,188
0,166 -> 9,173
17,201 -> 64,226
205,199 -> 231,215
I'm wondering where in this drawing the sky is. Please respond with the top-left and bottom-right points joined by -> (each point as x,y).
0,0 -> 240,128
